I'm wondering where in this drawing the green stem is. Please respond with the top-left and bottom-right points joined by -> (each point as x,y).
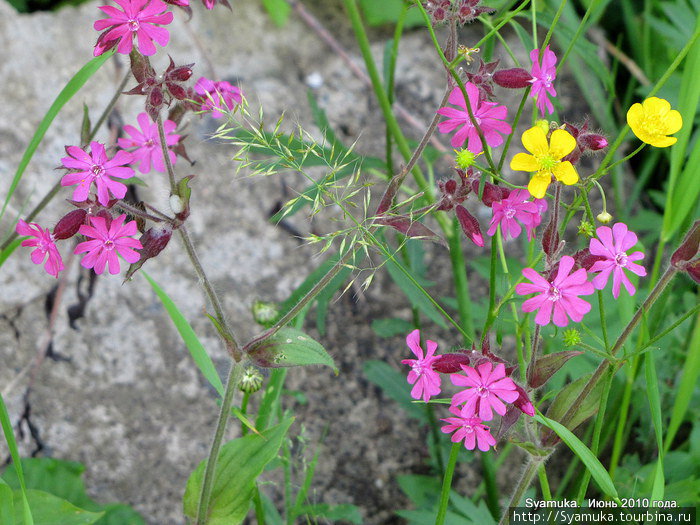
435,443 -> 461,525
483,453 -> 500,519
157,114 -> 177,192
195,363 -> 245,524
87,70 -> 131,146
556,0 -> 601,73
538,464 -> 552,500
608,356 -> 639,481
498,457 -> 543,525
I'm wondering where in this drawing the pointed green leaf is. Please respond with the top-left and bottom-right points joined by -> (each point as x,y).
248,327 -> 337,374
535,414 -> 620,502
142,271 -> 224,397
0,393 -> 32,525
14,490 -> 103,525
183,418 -> 293,525
545,372 -> 604,431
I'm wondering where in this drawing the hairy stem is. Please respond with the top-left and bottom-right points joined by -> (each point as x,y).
436,443 -> 461,525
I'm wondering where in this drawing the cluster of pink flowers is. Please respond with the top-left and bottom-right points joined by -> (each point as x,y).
16,0 -> 245,279
402,330 -> 534,451
516,223 -> 647,327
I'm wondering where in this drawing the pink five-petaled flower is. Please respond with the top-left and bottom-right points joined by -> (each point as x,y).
61,142 -> 134,206
450,362 -> 519,421
516,255 -> 595,327
93,0 -> 174,57
117,113 -> 179,174
486,189 -> 548,241
529,46 -> 557,116
401,329 -> 441,403
437,82 -> 512,153
75,215 -> 142,275
441,405 -> 497,452
589,223 -> 646,298
15,220 -> 64,278
194,77 -> 243,119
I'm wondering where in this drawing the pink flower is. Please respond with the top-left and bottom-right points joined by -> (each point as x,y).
529,46 -> 557,116
117,113 -> 179,174
486,189 -> 548,241
401,329 -> 441,402
589,223 -> 646,298
194,77 -> 243,119
437,83 -> 512,153
441,405 -> 497,451
515,255 -> 595,327
15,220 -> 64,278
93,0 -> 174,57
61,142 -> 134,206
75,215 -> 142,275
450,362 -> 519,421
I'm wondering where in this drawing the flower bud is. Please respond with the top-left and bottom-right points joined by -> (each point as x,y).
433,353 -> 470,374
493,68 -> 533,89
238,367 -> 264,394
470,180 -> 509,207
596,211 -> 613,224
579,132 -> 608,151
53,209 -> 87,240
252,300 -> 280,328
563,329 -> 582,347
455,205 -> 484,247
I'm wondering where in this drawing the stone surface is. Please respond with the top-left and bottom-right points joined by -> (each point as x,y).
0,1 -> 537,523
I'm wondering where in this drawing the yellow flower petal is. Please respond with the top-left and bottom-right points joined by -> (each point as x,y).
521,126 -> 549,156
626,103 -> 644,129
552,161 -> 578,185
528,173 -> 551,199
510,152 -> 540,172
649,135 -> 678,148
643,97 -> 671,116
549,129 -> 577,159
664,109 -> 683,135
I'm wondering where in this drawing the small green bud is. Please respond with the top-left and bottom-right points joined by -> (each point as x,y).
596,211 -> 613,224
455,148 -> 477,169
563,329 -> 582,347
239,367 -> 264,394
252,300 -> 279,328
578,220 -> 595,237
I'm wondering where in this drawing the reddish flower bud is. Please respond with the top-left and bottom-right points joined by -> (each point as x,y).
167,65 -> 193,82
53,209 -> 87,240
493,68 -> 533,89
671,220 -> 700,283
167,83 -> 188,101
140,226 -> 172,260
579,132 -> 608,151
470,179 -> 510,207
455,205 -> 484,247
433,352 -> 471,374
513,384 -> 535,416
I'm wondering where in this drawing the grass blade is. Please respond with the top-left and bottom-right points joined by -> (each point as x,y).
141,271 -> 224,397
535,413 -> 621,503
644,351 -> 665,500
0,393 -> 33,525
0,49 -> 115,224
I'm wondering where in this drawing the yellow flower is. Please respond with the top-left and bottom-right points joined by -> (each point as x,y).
510,126 -> 578,199
626,97 -> 683,148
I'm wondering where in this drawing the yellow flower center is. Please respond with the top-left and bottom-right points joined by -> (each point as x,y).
538,155 -> 558,171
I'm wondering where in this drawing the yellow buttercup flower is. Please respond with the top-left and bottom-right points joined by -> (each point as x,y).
510,126 -> 578,199
626,97 -> 683,148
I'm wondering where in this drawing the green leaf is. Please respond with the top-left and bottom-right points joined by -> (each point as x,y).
80,104 -> 91,147
261,0 -> 291,27
1,458 -> 144,525
247,327 -> 337,373
13,490 -> 102,525
545,372 -> 604,431
141,271 -> 224,397
535,414 -> 620,502
0,482 -> 14,525
0,50 -> 115,224
0,238 -> 24,269
183,418 -> 294,525
384,257 -> 447,328
363,360 -> 428,422
0,393 -> 32,525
